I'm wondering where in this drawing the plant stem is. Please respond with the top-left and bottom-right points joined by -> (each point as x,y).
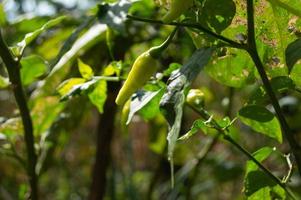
0,31 -> 38,199
126,14 -> 245,49
89,82 -> 120,200
188,104 -> 296,200
246,0 -> 301,177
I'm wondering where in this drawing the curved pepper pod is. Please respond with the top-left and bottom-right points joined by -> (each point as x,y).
115,51 -> 159,106
162,0 -> 193,23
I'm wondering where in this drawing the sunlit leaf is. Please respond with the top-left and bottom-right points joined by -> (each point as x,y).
0,75 -> 9,89
60,79 -> 98,101
267,0 -> 301,17
103,61 -> 123,77
238,105 -> 282,143
178,119 -> 207,141
78,59 -> 94,80
0,3 -> 7,26
20,55 -> 48,86
88,80 -> 107,113
205,48 -> 254,88
40,24 -> 106,95
246,147 -> 274,173
11,16 -> 66,57
57,78 -> 86,97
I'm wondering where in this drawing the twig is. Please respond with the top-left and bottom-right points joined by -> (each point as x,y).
246,0 -> 301,177
126,15 -> 246,49
282,154 -> 293,184
187,104 -> 297,200
0,31 -> 38,199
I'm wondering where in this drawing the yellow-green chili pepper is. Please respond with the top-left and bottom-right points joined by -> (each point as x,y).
115,28 -> 178,106
162,0 -> 193,23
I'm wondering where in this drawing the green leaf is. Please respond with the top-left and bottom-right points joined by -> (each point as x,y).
270,76 -> 295,92
163,63 -> 181,77
139,89 -> 165,120
178,119 -> 207,141
205,48 -> 254,88
285,38 -> 301,73
59,79 -> 97,101
103,61 -> 123,77
238,105 -> 282,143
97,0 -> 132,33
88,80 -> 107,113
198,0 -> 236,33
20,55 -> 48,86
291,63 -> 301,88
267,0 -> 301,18
248,76 -> 295,105
0,3 -> 7,26
11,16 -> 66,57
57,78 -> 86,97
42,24 -> 106,94
246,180 -> 272,200
49,17 -> 95,69
253,1 -> 297,77
244,147 -> 285,200
0,75 -> 9,89
127,90 -> 162,125
78,59 -> 94,80
246,147 -> 274,173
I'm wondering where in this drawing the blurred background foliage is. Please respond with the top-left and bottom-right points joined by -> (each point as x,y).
0,0 -> 301,199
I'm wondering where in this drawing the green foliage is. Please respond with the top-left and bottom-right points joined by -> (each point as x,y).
286,38 -> 301,73
244,147 -> 286,200
205,48 -> 254,88
1,0 -> 301,199
20,55 -> 48,86
88,80 -> 107,113
0,75 -> 9,88
11,16 -> 66,57
127,89 -> 164,124
198,0 -> 236,34
238,105 -> 282,143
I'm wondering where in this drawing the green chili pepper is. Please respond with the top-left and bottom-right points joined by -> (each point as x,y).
115,28 -> 178,106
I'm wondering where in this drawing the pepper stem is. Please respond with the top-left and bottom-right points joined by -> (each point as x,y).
149,27 -> 179,59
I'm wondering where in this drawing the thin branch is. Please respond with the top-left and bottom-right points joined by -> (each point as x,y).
126,15 -> 246,49
246,0 -> 301,177
0,31 -> 38,199
188,104 -> 297,200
